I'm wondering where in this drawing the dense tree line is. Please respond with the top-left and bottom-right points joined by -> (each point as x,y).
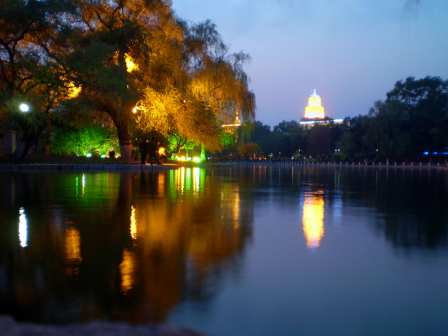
241,76 -> 448,163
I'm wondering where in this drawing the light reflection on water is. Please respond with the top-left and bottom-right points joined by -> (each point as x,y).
302,190 -> 325,250
18,207 -> 27,248
1,167 -> 448,335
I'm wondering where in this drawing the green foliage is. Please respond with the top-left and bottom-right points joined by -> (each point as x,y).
52,124 -> 119,156
238,142 -> 261,157
167,132 -> 197,153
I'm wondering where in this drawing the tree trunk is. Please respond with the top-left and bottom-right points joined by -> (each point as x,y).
20,136 -> 37,159
109,109 -> 132,159
45,117 -> 52,155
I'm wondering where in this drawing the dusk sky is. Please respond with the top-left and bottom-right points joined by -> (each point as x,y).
171,0 -> 448,128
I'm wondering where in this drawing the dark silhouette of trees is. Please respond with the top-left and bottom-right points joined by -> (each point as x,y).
386,76 -> 448,159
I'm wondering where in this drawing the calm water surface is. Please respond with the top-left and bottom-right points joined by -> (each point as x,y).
1,167 -> 448,336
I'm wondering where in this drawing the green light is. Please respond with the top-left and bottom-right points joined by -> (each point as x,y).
101,155 -> 106,158
193,157 -> 201,163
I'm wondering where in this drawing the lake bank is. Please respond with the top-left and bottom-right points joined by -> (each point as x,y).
0,315 -> 210,336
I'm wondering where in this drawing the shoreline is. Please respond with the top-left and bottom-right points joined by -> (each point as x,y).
0,163 -> 179,171
0,160 -> 447,171
0,315 -> 210,336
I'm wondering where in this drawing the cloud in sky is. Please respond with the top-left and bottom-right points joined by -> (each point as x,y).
172,0 -> 448,127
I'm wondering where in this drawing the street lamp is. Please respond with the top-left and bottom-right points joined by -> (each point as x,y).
19,103 -> 29,112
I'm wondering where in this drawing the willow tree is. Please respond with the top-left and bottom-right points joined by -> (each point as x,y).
134,20 -> 256,157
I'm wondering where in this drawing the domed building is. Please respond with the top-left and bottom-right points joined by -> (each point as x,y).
300,89 -> 342,126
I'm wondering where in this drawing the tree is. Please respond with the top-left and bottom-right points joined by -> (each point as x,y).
246,121 -> 274,157
135,20 -> 256,155
386,76 -> 448,157
51,123 -> 118,156
307,124 -> 334,158
363,100 -> 411,160
0,0 -> 79,158
237,142 -> 261,159
58,0 -> 184,159
167,132 -> 197,156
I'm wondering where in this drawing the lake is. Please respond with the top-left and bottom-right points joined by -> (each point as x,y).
1,166 -> 448,336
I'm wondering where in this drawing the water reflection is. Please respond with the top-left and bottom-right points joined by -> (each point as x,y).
18,207 -> 28,248
302,190 -> 325,250
130,205 -> 137,240
0,169 -> 252,324
1,167 -> 448,333
119,248 -> 136,294
65,227 -> 82,264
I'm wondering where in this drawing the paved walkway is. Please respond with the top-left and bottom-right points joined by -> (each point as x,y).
0,316 -> 210,336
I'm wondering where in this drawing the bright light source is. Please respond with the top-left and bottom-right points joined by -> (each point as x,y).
132,107 -> 140,113
101,155 -> 106,158
19,104 -> 29,112
86,153 -> 92,158
305,89 -> 325,119
193,157 -> 201,163
423,151 -> 429,155
125,54 -> 138,72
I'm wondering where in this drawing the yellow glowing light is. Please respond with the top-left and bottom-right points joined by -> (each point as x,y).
176,167 -> 186,193
302,191 -> 324,249
119,248 -> 135,294
125,54 -> 138,73
222,113 -> 242,127
60,75 -> 81,98
65,227 -> 82,263
68,84 -> 81,98
193,167 -> 200,192
233,191 -> 240,229
304,89 -> 325,119
130,205 -> 137,240
19,207 -> 28,248
158,173 -> 165,197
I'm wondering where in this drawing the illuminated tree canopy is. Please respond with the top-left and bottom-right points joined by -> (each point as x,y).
0,0 -> 256,158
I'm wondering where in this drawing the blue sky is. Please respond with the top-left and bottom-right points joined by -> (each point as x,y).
171,0 -> 448,127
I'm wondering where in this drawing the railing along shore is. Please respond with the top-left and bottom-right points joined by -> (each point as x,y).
209,161 -> 448,168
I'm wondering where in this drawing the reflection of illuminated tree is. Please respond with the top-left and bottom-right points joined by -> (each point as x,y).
132,169 -> 251,307
0,169 -> 253,324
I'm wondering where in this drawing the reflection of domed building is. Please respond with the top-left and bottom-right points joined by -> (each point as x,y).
302,190 -> 324,250
300,89 -> 343,126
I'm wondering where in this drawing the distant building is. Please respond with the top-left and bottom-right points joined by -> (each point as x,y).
300,89 -> 343,126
